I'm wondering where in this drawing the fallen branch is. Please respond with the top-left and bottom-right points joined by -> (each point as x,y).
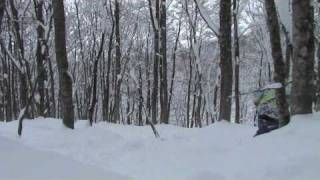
142,104 -> 160,138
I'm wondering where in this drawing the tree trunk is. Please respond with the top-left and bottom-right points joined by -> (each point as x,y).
48,56 -> 56,117
53,0 -> 74,129
126,82 -> 131,125
316,43 -> 320,111
148,0 -> 160,124
138,66 -> 143,126
89,33 -> 105,126
186,50 -> 193,128
264,0 -> 290,125
0,61 -> 4,121
12,63 -> 18,119
145,28 -> 151,124
219,0 -> 233,121
3,56 -> 12,121
195,74 -> 203,128
168,17 -> 181,117
213,83 -> 219,122
281,23 -> 292,81
291,0 -> 315,115
104,5 -> 115,121
0,2 -> 12,121
34,0 -> 47,117
113,0 -> 121,123
233,0 -> 240,123
159,0 -> 168,124
0,0 -> 4,32
9,0 -> 30,118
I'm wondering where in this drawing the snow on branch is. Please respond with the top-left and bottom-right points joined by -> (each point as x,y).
260,83 -> 283,91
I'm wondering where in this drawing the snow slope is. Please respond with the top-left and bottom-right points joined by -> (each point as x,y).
0,135 -> 128,180
1,113 -> 320,180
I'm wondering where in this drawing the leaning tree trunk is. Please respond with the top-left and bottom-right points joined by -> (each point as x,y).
291,0 -> 315,115
218,0 -> 233,122
264,0 -> 290,126
53,0 -> 74,129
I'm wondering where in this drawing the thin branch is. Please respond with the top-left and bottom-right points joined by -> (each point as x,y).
193,0 -> 219,37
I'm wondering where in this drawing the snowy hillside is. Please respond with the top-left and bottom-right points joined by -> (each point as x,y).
1,113 -> 320,180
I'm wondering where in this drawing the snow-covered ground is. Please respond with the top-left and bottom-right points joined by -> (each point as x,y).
0,134 -> 127,180
1,113 -> 320,180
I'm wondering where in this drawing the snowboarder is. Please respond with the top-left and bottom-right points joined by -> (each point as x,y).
253,86 -> 285,137
254,114 -> 279,137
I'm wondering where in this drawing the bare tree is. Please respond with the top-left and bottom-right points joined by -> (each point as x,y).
113,0 -> 121,123
103,0 -> 115,122
219,0 -> 233,121
8,0 -> 30,118
168,16 -> 182,117
233,0 -> 240,123
33,0 -> 47,117
148,0 -> 160,124
159,0 -> 169,124
53,0 -> 74,129
89,33 -> 105,126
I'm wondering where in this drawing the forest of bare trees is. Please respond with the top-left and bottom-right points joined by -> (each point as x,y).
0,0 -> 318,130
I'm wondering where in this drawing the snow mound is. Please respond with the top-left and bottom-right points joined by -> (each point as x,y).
0,113 -> 319,180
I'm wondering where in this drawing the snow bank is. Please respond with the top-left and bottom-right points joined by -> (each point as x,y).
0,113 -> 319,180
